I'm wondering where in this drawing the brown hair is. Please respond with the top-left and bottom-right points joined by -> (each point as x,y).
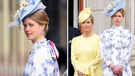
90,14 -> 94,24
28,9 -> 49,34
111,8 -> 124,17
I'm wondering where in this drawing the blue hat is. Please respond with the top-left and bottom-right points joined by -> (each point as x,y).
6,0 -> 46,30
103,0 -> 125,17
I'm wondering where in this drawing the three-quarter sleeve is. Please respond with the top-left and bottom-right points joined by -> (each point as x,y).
71,38 -> 81,72
31,48 -> 53,76
100,32 -> 112,66
120,31 -> 132,68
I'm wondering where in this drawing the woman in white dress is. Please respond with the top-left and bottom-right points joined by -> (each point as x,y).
100,0 -> 132,76
6,0 -> 60,76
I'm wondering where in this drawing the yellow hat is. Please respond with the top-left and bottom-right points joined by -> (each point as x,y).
78,7 -> 91,24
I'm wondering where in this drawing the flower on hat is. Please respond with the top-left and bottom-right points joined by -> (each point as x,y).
5,0 -> 29,30
6,0 -> 46,30
107,2 -> 115,11
102,0 -> 125,17
20,1 -> 28,9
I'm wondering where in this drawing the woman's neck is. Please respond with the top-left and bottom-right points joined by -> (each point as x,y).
113,24 -> 121,27
82,31 -> 94,38
32,34 -> 45,43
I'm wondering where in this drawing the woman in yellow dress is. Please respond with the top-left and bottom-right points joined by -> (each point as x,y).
71,8 -> 102,76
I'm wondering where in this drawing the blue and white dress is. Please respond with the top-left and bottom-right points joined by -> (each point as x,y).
100,26 -> 132,76
23,38 -> 59,76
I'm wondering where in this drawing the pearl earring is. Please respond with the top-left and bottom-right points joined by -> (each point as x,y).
42,30 -> 44,33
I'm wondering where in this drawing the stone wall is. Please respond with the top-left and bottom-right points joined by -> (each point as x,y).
85,0 -> 135,75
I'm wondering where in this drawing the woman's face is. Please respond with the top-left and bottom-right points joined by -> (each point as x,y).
111,11 -> 124,27
81,17 -> 93,32
23,17 -> 45,43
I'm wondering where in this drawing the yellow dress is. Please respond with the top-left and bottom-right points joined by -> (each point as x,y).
71,34 -> 102,76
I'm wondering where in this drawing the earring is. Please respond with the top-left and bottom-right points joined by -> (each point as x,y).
42,30 -> 44,33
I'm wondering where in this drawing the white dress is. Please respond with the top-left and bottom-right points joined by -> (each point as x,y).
23,38 -> 59,76
100,26 -> 132,76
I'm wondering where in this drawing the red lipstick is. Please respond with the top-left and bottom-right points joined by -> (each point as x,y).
26,33 -> 31,36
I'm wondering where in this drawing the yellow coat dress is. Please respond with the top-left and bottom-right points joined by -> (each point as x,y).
71,34 -> 102,76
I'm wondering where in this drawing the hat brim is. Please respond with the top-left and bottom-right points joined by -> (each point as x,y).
105,1 -> 125,17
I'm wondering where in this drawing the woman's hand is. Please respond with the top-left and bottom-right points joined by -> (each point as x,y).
109,63 -> 122,75
113,65 -> 123,75
113,67 -> 122,75
77,70 -> 84,76
109,63 -> 117,70
118,65 -> 124,71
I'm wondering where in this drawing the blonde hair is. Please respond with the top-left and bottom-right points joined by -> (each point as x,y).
28,9 -> 49,34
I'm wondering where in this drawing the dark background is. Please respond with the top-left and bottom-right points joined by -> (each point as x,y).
42,0 -> 67,75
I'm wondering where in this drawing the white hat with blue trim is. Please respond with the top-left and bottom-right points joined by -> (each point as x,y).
103,0 -> 125,17
6,0 -> 46,30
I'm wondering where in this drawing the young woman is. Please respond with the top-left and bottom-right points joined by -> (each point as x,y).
100,0 -> 132,76
6,0 -> 59,76
71,8 -> 102,76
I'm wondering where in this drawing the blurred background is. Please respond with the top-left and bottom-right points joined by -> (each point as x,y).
0,0 -> 67,76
